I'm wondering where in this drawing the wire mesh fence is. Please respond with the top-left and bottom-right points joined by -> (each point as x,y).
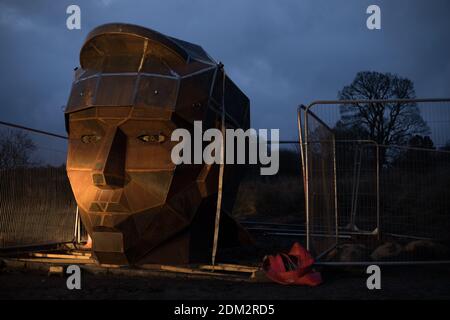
0,123 -> 77,249
300,99 -> 450,263
380,144 -> 450,240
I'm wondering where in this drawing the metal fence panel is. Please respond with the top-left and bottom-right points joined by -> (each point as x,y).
0,124 -> 76,249
300,106 -> 338,258
302,99 -> 450,263
380,144 -> 450,241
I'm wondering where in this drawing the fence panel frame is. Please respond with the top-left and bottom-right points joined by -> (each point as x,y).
299,98 -> 450,263
297,105 -> 339,257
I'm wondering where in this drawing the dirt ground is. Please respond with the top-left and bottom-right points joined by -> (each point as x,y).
1,265 -> 449,300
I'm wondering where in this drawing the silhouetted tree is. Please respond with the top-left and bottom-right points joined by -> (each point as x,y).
339,71 -> 429,145
0,129 -> 36,169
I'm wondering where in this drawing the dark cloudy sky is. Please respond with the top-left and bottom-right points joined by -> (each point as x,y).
1,0 -> 449,141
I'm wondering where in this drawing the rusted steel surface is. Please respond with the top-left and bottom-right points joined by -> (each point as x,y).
65,23 -> 251,265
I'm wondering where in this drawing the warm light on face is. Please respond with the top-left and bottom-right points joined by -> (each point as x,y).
66,107 -> 177,217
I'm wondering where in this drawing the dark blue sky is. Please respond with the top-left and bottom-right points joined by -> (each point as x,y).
1,0 -> 449,141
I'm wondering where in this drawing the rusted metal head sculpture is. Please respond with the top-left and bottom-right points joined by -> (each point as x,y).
65,23 -> 251,265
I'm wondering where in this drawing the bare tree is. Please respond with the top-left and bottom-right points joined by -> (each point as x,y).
339,71 -> 429,148
0,129 -> 36,169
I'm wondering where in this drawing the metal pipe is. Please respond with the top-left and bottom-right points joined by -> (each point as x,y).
375,141 -> 380,240
211,66 -> 226,268
306,98 -> 450,110
332,132 -> 339,248
301,106 -> 310,251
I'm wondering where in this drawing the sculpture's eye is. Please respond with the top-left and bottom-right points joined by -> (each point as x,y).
138,134 -> 166,143
81,135 -> 101,144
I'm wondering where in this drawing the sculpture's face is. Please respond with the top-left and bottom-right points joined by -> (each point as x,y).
66,106 -> 180,233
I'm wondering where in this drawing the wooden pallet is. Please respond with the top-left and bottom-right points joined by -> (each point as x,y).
1,251 -> 269,282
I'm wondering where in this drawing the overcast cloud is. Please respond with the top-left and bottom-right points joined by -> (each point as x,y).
0,0 -> 449,140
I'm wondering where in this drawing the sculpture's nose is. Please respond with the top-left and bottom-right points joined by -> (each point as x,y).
92,127 -> 126,189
